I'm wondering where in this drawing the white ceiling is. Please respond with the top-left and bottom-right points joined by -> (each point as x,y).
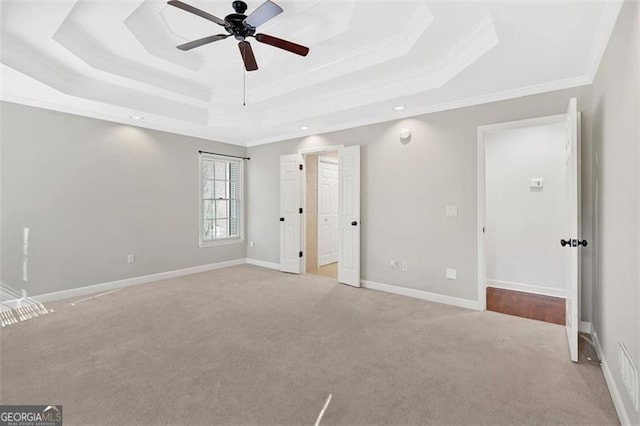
0,1 -> 622,147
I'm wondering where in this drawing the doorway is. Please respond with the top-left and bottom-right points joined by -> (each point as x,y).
305,153 -> 339,279
477,98 -> 582,362
279,145 -> 361,287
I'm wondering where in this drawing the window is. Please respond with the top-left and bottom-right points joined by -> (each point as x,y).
200,154 -> 243,245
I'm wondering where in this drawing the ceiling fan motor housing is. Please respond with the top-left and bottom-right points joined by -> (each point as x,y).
226,1 -> 256,40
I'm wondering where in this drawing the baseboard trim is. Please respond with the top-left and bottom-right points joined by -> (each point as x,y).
579,321 -> 592,334
362,280 -> 482,311
592,329 -> 632,426
246,258 -> 280,270
33,258 -> 247,303
487,279 -> 567,299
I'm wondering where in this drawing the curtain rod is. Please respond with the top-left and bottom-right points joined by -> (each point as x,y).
198,150 -> 250,161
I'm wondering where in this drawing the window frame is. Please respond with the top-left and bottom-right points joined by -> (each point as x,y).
198,153 -> 245,247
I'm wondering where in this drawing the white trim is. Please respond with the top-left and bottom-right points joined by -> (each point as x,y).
362,280 -> 482,311
298,145 -> 343,155
199,238 -> 245,248
246,76 -> 591,147
579,321 -> 592,334
246,258 -> 280,270
33,258 -> 246,303
477,113 -> 568,312
592,330 -> 632,426
584,1 -> 624,82
487,279 -> 567,299
198,153 -> 245,246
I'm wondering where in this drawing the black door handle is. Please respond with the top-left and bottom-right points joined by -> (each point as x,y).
561,238 -> 588,247
351,221 -> 358,226
280,217 -> 285,222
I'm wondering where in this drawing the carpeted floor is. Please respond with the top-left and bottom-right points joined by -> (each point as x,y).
309,262 -> 338,279
0,265 -> 618,425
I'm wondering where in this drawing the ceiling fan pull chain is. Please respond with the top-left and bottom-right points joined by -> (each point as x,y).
243,69 -> 246,107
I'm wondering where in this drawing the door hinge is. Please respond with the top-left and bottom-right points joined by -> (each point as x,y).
299,164 -> 303,171
299,207 -> 303,214
299,251 -> 303,258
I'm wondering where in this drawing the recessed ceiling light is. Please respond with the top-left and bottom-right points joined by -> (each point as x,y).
393,105 -> 406,111
300,126 -> 310,130
129,115 -> 144,120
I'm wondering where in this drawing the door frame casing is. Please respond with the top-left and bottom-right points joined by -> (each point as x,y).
299,145 -> 344,275
476,113 -> 567,311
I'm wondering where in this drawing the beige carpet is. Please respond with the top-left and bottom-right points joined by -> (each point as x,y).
309,262 -> 338,279
0,265 -> 618,425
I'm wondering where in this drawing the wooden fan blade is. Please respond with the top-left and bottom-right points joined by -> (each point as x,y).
255,34 -> 309,57
243,0 -> 283,29
238,41 -> 258,71
177,34 -> 229,51
167,1 -> 227,27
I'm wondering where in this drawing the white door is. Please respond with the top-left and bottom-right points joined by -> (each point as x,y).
280,154 -> 303,274
318,159 -> 339,266
338,146 -> 361,287
564,98 -> 581,362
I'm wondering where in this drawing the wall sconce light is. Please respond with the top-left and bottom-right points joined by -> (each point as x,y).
399,128 -> 412,143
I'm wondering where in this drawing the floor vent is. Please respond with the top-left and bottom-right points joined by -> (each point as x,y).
618,339 -> 639,411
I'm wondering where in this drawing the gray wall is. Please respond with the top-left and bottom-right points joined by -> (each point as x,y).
0,102 -> 247,296
485,123 -> 567,293
247,86 -> 594,316
590,0 -> 639,423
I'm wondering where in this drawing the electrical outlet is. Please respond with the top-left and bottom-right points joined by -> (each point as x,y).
249,241 -> 255,247
401,261 -> 408,272
390,260 -> 398,270
127,254 -> 135,264
619,340 -> 639,411
446,269 -> 457,280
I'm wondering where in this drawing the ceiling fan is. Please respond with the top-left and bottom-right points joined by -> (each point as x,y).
167,0 -> 310,72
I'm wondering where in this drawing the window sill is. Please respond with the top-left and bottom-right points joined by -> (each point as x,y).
199,238 -> 245,248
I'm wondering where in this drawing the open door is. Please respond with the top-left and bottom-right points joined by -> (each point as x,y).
280,154 -> 303,274
338,145 -> 361,287
564,98 -> 581,362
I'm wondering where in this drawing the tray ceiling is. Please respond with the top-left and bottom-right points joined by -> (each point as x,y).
0,1 -> 622,146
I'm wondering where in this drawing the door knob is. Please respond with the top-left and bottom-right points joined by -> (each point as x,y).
561,238 -> 588,247
351,221 -> 358,226
279,217 -> 285,222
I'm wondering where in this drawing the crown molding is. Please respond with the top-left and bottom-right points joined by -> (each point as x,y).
245,74 -> 592,147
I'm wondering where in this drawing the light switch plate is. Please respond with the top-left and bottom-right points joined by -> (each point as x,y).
529,178 -> 544,189
445,205 -> 458,217
446,268 -> 457,280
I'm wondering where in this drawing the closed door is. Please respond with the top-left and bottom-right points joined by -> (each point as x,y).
318,160 -> 339,266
